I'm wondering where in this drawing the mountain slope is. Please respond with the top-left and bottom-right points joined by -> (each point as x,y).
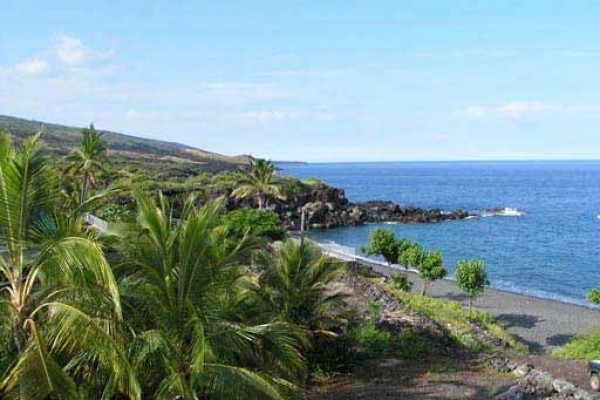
0,115 -> 250,176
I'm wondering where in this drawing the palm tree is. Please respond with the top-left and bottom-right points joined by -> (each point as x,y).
232,159 -> 285,210
0,132 -> 139,399
65,124 -> 107,205
256,240 -> 345,334
255,240 -> 345,387
112,191 -> 304,399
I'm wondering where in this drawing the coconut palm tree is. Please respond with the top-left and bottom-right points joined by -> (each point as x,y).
0,132 -> 139,399
112,191 -> 304,399
65,124 -> 107,205
255,240 -> 345,387
232,159 -> 285,210
256,240 -> 345,333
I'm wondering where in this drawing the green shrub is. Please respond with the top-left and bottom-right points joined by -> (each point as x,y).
395,329 -> 438,360
98,202 -> 137,222
350,320 -> 392,358
555,328 -> 600,360
390,273 -> 413,292
222,209 -> 285,240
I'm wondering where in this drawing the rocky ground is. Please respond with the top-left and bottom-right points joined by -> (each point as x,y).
310,268 -> 600,399
265,183 -> 472,229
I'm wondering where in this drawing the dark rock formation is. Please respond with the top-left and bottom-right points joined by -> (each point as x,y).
265,184 -> 472,230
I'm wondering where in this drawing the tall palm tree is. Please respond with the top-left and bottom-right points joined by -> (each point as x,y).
65,124 -> 107,205
232,159 -> 285,210
112,192 -> 304,399
0,132 -> 139,399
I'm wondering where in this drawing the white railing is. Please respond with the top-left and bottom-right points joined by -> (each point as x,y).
301,238 -> 410,277
83,213 -> 109,232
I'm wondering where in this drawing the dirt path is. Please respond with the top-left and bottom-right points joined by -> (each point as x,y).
309,358 -> 515,400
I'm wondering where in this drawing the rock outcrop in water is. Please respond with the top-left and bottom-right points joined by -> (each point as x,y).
250,183 -> 472,230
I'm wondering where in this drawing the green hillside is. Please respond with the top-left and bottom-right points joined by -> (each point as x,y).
0,115 -> 250,177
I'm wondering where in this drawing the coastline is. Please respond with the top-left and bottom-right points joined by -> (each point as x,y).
411,271 -> 600,353
313,239 -> 600,353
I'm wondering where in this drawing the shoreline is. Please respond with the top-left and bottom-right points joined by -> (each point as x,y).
314,240 -> 600,353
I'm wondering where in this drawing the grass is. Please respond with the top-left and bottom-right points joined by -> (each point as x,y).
348,301 -> 442,362
554,328 -> 600,360
386,286 -> 528,353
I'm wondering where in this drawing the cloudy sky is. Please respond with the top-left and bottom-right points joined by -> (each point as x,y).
1,0 -> 600,161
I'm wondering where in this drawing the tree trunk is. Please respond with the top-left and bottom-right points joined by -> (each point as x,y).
469,297 -> 473,318
81,173 -> 90,205
13,306 -> 27,352
422,281 -> 428,296
257,193 -> 264,210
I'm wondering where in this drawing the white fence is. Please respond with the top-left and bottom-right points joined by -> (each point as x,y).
83,213 -> 109,232
296,237 -> 402,277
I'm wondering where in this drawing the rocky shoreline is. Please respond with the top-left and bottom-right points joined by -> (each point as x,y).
268,183 -> 472,230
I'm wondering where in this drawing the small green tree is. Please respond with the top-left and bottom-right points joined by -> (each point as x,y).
455,259 -> 489,316
588,288 -> 600,305
362,228 -> 399,275
396,238 -> 415,264
418,250 -> 447,296
398,241 -> 423,270
390,273 -> 413,292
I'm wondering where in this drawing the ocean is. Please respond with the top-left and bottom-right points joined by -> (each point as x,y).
279,161 -> 600,306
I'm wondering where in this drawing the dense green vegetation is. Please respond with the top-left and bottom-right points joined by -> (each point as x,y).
222,209 -> 286,241
0,122 -> 530,399
0,127 -> 346,399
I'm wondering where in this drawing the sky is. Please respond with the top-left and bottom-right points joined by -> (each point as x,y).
1,0 -> 600,162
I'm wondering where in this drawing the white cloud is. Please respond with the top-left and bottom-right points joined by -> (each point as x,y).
466,101 -> 558,119
123,108 -> 335,124
256,69 -> 350,78
235,109 -> 335,123
55,34 -> 113,66
411,49 -> 507,59
0,58 -> 49,77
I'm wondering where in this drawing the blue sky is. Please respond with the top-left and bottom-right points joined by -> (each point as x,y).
1,0 -> 600,162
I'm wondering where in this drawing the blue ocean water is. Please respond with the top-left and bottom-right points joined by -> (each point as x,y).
279,161 -> 600,306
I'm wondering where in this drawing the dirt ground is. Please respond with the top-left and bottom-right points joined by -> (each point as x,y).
308,357 -> 514,400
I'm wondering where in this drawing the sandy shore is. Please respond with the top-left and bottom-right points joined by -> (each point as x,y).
353,258 -> 600,353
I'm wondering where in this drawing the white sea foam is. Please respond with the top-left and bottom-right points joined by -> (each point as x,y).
478,207 -> 526,217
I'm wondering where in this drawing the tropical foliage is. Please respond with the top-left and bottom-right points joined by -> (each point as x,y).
232,159 -> 285,210
64,124 -> 108,205
0,131 -> 138,399
0,129 -> 341,399
222,208 -> 286,241
361,228 -> 400,275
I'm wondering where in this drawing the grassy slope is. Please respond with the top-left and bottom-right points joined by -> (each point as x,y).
0,115 -> 250,176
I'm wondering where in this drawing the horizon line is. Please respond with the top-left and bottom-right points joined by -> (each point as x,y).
275,158 -> 600,164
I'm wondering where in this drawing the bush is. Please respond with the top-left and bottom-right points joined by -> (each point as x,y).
390,273 -> 413,292
555,328 -> 600,360
98,202 -> 137,222
222,209 -> 285,241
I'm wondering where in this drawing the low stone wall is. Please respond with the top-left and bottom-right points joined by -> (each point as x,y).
494,361 -> 600,400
